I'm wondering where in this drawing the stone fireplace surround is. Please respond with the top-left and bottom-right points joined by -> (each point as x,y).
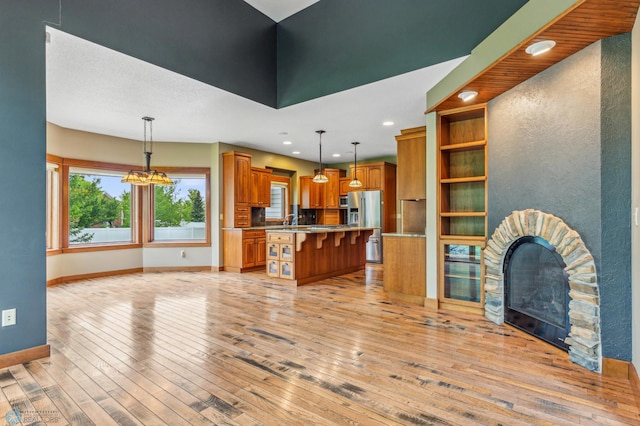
483,209 -> 601,372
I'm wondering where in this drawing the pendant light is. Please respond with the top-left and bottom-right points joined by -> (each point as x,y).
121,117 -> 173,186
349,141 -> 363,188
312,130 -> 329,183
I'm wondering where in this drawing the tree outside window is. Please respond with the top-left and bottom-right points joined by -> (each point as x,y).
68,171 -> 132,245
153,176 -> 207,241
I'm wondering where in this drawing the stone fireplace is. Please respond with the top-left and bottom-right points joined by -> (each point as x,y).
483,209 -> 601,372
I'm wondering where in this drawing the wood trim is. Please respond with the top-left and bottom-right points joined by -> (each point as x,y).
142,241 -> 210,248
630,363 -> 640,411
46,277 -> 64,287
211,266 -> 223,272
62,243 -> 142,253
142,266 -> 211,273
424,297 -> 439,310
385,291 -> 426,306
63,158 -> 136,172
46,249 -> 63,256
47,268 -> 144,286
602,357 -> 630,379
0,344 -> 50,369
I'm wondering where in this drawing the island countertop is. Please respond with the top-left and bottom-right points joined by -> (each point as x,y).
222,225 -> 378,233
264,226 -> 374,285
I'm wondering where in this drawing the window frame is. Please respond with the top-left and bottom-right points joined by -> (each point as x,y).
46,154 -> 63,255
145,167 -> 211,248
265,175 -> 291,224
61,158 -> 143,253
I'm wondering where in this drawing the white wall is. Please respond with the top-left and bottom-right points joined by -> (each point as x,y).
631,14 -> 640,375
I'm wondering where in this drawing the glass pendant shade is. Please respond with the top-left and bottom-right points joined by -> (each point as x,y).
349,141 -> 363,187
121,117 -> 173,186
313,130 -> 328,183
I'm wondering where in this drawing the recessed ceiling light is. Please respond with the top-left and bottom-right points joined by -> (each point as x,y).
382,121 -> 394,126
282,141 -> 292,145
292,151 -> 301,155
525,40 -> 556,56
332,153 -> 341,157
458,90 -> 478,102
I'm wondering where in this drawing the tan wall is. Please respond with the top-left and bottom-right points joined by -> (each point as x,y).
46,123 -> 323,277
47,123 -> 212,168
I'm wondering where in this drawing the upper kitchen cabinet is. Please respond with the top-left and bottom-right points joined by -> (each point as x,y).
223,151 -> 252,228
348,162 -> 396,193
299,176 -> 324,209
396,127 -> 426,200
323,168 -> 346,209
251,167 -> 272,207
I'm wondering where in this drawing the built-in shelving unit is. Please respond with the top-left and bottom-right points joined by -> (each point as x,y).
437,104 -> 487,314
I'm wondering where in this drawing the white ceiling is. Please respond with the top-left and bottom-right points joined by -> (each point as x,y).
45,26 -> 464,163
243,0 -> 319,22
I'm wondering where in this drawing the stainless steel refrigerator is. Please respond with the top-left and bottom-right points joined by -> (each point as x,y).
347,190 -> 383,263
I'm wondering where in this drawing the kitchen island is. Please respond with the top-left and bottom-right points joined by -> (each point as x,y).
266,226 -> 374,285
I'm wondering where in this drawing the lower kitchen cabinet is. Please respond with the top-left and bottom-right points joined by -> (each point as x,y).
266,232 -> 295,279
223,229 -> 266,273
382,234 -> 426,305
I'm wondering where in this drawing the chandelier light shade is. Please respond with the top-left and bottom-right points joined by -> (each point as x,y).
312,130 -> 329,183
349,141 -> 363,188
121,116 -> 173,186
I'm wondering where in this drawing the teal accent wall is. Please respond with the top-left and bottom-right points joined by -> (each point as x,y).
276,0 -> 527,107
0,1 -> 59,355
488,34 -> 632,360
59,0 -> 277,106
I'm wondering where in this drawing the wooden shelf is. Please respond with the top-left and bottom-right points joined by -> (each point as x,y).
440,176 -> 486,184
437,104 -> 487,310
440,212 -> 486,217
440,140 -> 486,151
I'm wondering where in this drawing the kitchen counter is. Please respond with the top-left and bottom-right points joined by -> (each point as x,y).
265,227 -> 373,285
381,232 -> 425,238
224,225 -> 377,233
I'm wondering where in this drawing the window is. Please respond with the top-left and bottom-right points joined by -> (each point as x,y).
265,177 -> 289,222
151,170 -> 210,243
67,167 -> 134,246
46,157 -> 61,251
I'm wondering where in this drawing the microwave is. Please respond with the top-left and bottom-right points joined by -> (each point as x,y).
339,196 -> 349,208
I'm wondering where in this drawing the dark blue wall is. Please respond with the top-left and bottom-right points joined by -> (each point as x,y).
0,1 -> 58,355
488,34 -> 632,360
59,0 -> 277,107
276,0 -> 527,107
0,0 -> 277,356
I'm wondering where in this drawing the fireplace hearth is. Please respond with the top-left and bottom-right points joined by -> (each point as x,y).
503,236 -> 570,351
483,209 -> 601,372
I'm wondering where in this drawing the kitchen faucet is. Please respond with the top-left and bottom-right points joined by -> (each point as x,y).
283,214 -> 297,225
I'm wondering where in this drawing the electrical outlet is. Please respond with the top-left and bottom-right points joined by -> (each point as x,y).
180,250 -> 186,258
2,308 -> 16,327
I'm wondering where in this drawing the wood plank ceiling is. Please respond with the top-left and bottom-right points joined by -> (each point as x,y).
428,0 -> 640,113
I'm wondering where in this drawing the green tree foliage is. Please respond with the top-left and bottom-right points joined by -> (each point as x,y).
121,190 -> 131,227
188,189 -> 205,222
69,174 -> 124,243
154,184 -> 184,227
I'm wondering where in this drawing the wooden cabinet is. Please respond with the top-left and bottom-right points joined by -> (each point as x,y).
251,167 -> 272,207
223,151 -> 252,228
437,104 -> 487,313
299,176 -> 324,209
317,209 -> 341,225
322,168 -> 345,208
383,235 -> 426,306
223,229 -> 266,272
266,232 -> 295,280
348,162 -> 396,192
339,177 -> 350,196
396,126 -> 426,200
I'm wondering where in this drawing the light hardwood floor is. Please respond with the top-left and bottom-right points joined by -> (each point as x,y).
1,266 -> 639,425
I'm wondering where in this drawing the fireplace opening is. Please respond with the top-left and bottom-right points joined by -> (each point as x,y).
503,236 -> 570,351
